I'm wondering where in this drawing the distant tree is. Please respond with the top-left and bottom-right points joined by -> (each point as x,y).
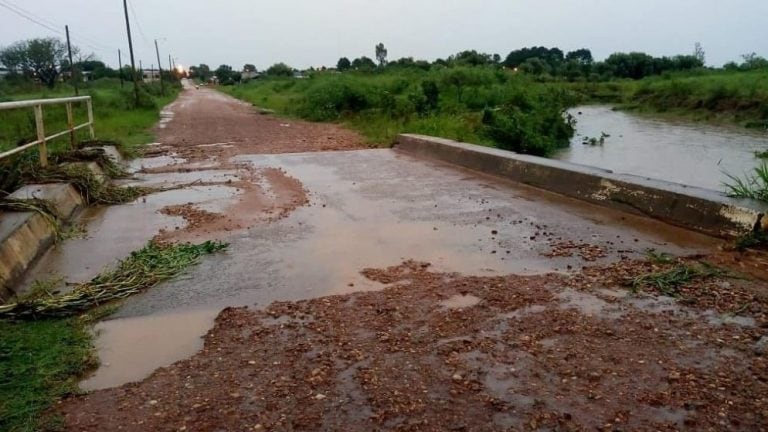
215,64 -> 240,84
504,46 -> 564,70
519,57 -> 550,76
76,60 -> 116,80
375,43 -> 388,67
243,64 -> 257,73
492,54 -> 502,64
604,52 -> 656,79
0,37 -> 71,88
337,57 -> 351,71
189,64 -> 212,81
266,62 -> 294,77
694,43 -> 706,65
566,49 -> 593,65
741,53 -> 768,70
448,50 -> 494,67
352,56 -> 376,71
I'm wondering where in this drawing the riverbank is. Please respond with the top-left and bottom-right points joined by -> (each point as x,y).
221,69 -> 767,157
570,70 -> 768,129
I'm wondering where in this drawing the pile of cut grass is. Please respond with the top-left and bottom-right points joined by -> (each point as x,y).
631,262 -> 729,297
0,240 -> 228,320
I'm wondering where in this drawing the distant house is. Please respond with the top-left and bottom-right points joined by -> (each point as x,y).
241,70 -> 261,80
142,69 -> 160,82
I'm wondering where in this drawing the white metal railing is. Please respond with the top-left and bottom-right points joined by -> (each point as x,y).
0,96 -> 95,167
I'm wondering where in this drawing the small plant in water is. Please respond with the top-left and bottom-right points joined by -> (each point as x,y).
632,262 -> 729,297
756,149 -> 768,159
581,131 -> 610,146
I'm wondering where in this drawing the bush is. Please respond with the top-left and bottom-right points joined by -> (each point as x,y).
297,78 -> 372,120
481,88 -> 576,156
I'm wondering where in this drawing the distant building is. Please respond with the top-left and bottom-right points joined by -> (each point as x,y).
142,69 -> 160,82
241,70 -> 261,80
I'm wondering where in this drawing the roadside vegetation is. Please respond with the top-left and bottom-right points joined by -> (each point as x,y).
0,240 -> 228,431
0,37 -> 194,431
1,37 -> 182,195
217,45 -> 767,156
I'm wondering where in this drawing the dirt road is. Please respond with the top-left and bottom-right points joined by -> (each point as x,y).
36,84 -> 768,431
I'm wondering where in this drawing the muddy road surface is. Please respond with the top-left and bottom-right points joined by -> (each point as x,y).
22,84 -> 767,430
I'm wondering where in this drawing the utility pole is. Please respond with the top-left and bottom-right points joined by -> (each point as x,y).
154,39 -> 165,95
65,25 -> 78,95
122,0 -> 140,106
118,49 -> 124,88
168,54 -> 173,77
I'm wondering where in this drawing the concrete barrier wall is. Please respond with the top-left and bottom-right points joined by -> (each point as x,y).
396,134 -> 767,239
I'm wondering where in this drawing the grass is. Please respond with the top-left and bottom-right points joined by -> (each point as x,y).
0,240 -> 228,430
724,162 -> 768,203
0,318 -> 95,432
570,70 -> 768,128
632,262 -> 729,297
0,79 -> 179,194
756,149 -> 768,159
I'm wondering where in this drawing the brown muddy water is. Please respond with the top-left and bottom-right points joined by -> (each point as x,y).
557,105 -> 768,190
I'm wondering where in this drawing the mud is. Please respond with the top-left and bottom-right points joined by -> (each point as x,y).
59,259 -> 768,431
154,87 -> 365,164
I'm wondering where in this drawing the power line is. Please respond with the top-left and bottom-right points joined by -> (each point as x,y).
127,0 -> 151,47
0,0 -> 116,55
0,0 -> 64,36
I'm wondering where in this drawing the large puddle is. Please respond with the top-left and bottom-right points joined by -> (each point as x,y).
556,105 -> 768,190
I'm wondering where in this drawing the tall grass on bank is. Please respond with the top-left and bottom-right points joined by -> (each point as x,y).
569,70 -> 768,128
725,162 -> 768,203
222,68 -> 579,155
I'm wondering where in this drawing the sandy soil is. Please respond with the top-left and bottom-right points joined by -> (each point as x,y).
58,254 -> 768,431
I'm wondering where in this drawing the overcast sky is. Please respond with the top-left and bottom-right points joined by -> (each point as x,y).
1,0 -> 766,70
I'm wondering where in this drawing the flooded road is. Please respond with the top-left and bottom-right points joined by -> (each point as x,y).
557,105 -> 768,190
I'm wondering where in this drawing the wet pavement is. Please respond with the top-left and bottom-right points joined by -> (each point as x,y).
20,147 -> 723,390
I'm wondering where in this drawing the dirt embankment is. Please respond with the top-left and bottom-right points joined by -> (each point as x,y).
58,256 -> 768,431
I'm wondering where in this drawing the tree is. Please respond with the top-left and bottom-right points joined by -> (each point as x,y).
189,64 -> 212,82
519,58 -> 550,76
375,43 -> 388,67
0,38 -> 71,88
352,56 -> 376,70
243,64 -> 257,73
215,64 -> 240,84
448,50 -> 494,67
337,57 -> 351,71
694,42 -> 706,65
566,49 -> 593,65
266,62 -> 294,77
504,47 -> 563,69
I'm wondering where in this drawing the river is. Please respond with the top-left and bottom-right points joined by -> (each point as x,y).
555,105 -> 768,191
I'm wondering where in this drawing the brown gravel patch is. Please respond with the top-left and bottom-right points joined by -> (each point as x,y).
155,88 -> 365,164
58,255 -> 768,431
155,167 -> 309,243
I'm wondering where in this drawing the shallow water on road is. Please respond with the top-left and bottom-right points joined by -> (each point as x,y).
556,105 -> 768,190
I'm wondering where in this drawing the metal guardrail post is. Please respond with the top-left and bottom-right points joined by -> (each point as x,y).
66,102 -> 76,149
33,105 -> 48,167
87,99 -> 95,139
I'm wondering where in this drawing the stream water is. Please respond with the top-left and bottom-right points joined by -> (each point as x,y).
556,105 -> 768,191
